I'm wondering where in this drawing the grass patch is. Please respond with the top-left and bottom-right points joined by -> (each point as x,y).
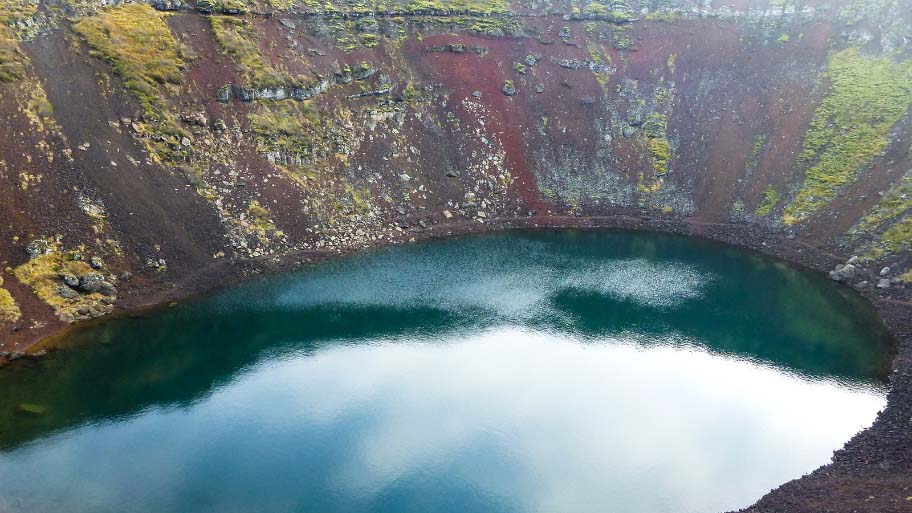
900,268 -> 912,283
0,26 -> 25,83
249,100 -> 321,159
13,248 -> 106,321
648,137 -> 670,174
880,216 -> 912,253
783,48 -> 912,225
0,276 -> 21,324
73,4 -> 185,120
856,172 -> 912,232
245,200 -> 276,238
755,186 -> 780,216
209,16 -> 285,86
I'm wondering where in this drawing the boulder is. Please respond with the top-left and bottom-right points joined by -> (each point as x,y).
57,285 -> 79,299
76,273 -> 105,294
60,274 -> 80,288
829,263 -> 856,282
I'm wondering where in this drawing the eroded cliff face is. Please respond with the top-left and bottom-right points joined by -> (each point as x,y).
0,0 -> 911,351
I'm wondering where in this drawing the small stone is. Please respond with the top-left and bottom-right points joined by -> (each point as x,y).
443,210 -> 453,219
876,278 -> 890,289
880,266 -> 890,277
181,137 -> 192,147
16,403 -> 47,415
25,239 -> 50,259
58,283 -> 79,298
90,256 -> 105,270
99,281 -> 117,296
60,274 -> 80,288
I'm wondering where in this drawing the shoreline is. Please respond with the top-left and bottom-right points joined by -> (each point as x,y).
2,214 -> 910,512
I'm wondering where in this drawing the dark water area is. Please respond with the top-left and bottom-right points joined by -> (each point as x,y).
0,230 -> 895,513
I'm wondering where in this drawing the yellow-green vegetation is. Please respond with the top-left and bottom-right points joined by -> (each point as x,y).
666,53 -> 676,73
244,200 -> 277,239
210,16 -> 286,86
197,0 -> 250,13
404,0 -> 509,15
856,172 -> 912,232
0,0 -> 41,38
777,33 -> 790,44
587,43 -> 612,91
881,217 -> 912,253
249,100 -> 321,158
13,247 -> 105,321
0,276 -> 21,324
74,4 -> 185,119
900,268 -> 912,283
783,48 -> 912,225
648,137 -> 670,174
755,186 -> 780,216
642,112 -> 670,175
0,26 -> 25,83
644,9 -> 677,22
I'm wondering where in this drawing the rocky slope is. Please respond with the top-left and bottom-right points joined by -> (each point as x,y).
0,0 -> 911,510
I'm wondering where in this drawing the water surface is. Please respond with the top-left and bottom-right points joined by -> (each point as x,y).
0,230 -> 894,513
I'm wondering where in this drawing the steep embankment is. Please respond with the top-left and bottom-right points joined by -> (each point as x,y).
0,0 -> 911,510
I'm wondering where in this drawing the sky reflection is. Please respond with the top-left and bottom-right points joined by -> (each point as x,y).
0,327 -> 885,513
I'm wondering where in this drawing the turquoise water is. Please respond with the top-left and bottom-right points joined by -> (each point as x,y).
0,230 -> 894,513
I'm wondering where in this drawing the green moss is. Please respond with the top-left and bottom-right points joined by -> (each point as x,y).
783,48 -> 912,225
585,1 -> 608,16
644,10 -> 678,22
13,247 -> 110,321
404,0 -> 509,16
666,52 -> 676,73
0,26 -> 24,83
777,33 -> 790,44
648,137 -> 670,174
73,4 -> 185,120
855,172 -> 912,232
900,268 -> 912,283
0,276 -> 20,324
881,216 -> 912,253
249,100 -> 321,158
210,16 -> 285,86
245,200 -> 276,238
642,112 -> 666,138
755,186 -> 780,216
750,133 -> 767,160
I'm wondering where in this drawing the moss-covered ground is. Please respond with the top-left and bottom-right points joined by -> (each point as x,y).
73,4 -> 185,120
0,276 -> 21,324
783,48 -> 912,225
